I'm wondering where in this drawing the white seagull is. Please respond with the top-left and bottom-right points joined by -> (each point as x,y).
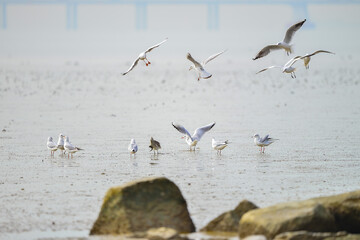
212,138 -> 229,155
187,50 -> 227,81
252,134 -> 278,153
256,55 -> 302,78
128,139 -> 138,154
57,133 -> 65,155
63,136 -> 83,158
122,38 -> 168,75
172,122 -> 216,151
253,19 -> 306,60
300,50 -> 335,69
47,137 -> 58,156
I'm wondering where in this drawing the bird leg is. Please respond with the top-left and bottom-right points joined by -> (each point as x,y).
143,60 -> 148,66
262,147 -> 265,153
293,72 -> 296,78
146,58 -> 151,65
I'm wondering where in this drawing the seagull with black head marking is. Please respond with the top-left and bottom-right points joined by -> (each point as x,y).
172,122 -> 216,151
122,38 -> 168,75
187,50 -> 227,81
253,19 -> 306,60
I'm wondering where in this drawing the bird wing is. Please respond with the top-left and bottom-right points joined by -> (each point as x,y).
253,45 -> 283,60
285,56 -> 302,68
199,68 -> 212,79
283,19 -> 306,44
256,66 -> 281,74
122,58 -> 140,75
145,38 -> 168,53
202,49 -> 227,65
47,141 -> 56,148
260,135 -> 269,143
65,143 -> 76,151
186,53 -> 203,68
192,122 -> 216,141
301,50 -> 335,59
172,122 -> 192,139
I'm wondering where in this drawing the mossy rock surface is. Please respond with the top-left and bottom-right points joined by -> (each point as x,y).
90,177 -> 195,235
200,200 -> 258,232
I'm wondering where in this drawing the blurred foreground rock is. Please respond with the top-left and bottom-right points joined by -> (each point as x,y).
239,190 -> 360,239
200,200 -> 258,232
90,177 -> 195,235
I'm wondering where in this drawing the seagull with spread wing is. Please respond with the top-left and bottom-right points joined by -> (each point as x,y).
252,134 -> 278,153
122,38 -> 168,75
300,50 -> 335,69
187,50 -> 227,81
253,19 -> 306,60
256,55 -> 302,78
172,122 -> 216,151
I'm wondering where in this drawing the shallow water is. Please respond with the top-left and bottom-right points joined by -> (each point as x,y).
0,57 -> 360,239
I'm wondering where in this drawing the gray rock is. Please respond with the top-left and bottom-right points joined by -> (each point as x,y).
90,177 -> 195,235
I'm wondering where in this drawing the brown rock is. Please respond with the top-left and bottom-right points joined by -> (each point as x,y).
90,177 -> 195,235
200,200 -> 258,232
239,202 -> 336,239
274,231 -> 348,240
312,190 -> 360,233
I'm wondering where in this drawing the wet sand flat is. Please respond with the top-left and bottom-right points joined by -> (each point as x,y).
0,58 -> 360,239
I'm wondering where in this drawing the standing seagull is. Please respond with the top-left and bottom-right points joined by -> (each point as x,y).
300,50 -> 335,69
57,133 -> 65,155
172,122 -> 216,151
253,134 -> 278,153
122,38 -> 168,75
187,50 -> 227,81
128,139 -> 138,155
47,137 -> 58,156
256,55 -> 302,78
63,136 -> 83,158
212,138 -> 229,155
149,137 -> 161,154
253,19 -> 306,60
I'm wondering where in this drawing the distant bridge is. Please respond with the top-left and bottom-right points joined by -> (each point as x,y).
0,0 -> 360,30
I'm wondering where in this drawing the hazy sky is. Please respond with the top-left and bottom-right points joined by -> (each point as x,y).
1,3 -> 360,58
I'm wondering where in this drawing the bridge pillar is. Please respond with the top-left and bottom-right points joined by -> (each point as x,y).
136,3 -> 147,30
291,2 -> 314,28
1,3 -> 7,29
66,3 -> 77,30
207,3 -> 219,30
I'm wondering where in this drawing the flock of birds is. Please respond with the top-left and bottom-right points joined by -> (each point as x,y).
47,18 -> 335,157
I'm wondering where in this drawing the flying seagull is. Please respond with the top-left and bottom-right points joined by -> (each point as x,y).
187,50 -> 227,81
256,55 -> 302,78
172,122 -> 216,151
300,50 -> 335,69
253,19 -> 306,60
122,38 -> 168,75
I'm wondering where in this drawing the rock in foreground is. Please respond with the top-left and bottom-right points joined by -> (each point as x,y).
90,177 -> 195,235
239,202 -> 336,239
239,190 -> 360,239
200,200 -> 258,232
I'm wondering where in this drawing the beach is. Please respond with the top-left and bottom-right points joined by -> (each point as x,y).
0,53 -> 359,239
